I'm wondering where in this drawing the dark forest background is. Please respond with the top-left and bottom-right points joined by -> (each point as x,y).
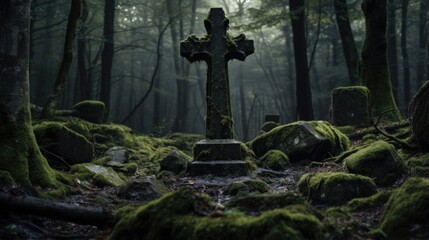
30,0 -> 427,140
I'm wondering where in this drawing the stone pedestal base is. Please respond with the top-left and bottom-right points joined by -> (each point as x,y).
189,139 -> 248,176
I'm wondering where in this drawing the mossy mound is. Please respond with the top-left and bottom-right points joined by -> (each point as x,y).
163,132 -> 204,156
344,141 -> 404,186
256,150 -> 290,171
224,179 -> 270,197
111,188 -> 324,240
345,190 -> 393,212
225,192 -> 318,216
159,150 -> 191,174
406,152 -> 429,167
297,172 -> 377,205
0,170 -> 16,186
72,100 -> 105,124
380,177 -> 429,239
251,121 -> 349,162
71,163 -> 125,187
117,176 -> 170,202
33,121 -> 93,166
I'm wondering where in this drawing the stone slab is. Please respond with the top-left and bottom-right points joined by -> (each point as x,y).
189,160 -> 248,176
193,139 -> 242,161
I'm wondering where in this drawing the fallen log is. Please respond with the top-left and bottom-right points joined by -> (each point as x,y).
0,192 -> 115,227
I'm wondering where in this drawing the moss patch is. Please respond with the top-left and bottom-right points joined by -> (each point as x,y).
71,163 -> 125,187
0,170 -> 16,186
344,141 -> 404,186
345,190 -> 393,212
297,172 -> 377,205
256,150 -> 290,171
224,179 -> 270,197
380,177 -> 429,239
110,188 -> 324,240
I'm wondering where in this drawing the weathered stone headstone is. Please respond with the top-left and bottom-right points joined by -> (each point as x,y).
331,86 -> 370,127
180,8 -> 254,176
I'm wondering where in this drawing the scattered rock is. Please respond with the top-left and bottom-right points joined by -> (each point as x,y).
111,188 -> 324,240
331,86 -> 370,127
33,122 -> 93,167
380,177 -> 429,239
105,146 -> 128,164
256,150 -> 289,171
344,141 -> 404,186
159,150 -> 191,174
224,179 -> 270,197
71,163 -> 125,187
72,100 -> 105,124
251,121 -> 349,162
297,172 -> 377,205
117,176 -> 170,202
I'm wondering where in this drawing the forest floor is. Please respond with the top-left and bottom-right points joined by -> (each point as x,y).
0,118 -> 420,239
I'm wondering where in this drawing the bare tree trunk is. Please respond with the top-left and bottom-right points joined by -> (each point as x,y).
100,0 -> 115,121
333,0 -> 360,85
0,0 -> 58,186
401,0 -> 411,108
387,0 -> 399,101
78,0 -> 90,101
417,0 -> 428,86
289,0 -> 314,121
40,0 -> 81,118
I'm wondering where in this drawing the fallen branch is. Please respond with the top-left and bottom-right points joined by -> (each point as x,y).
372,115 -> 417,150
0,192 -> 115,227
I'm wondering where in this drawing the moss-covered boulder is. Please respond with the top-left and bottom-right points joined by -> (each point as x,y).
251,121 -> 349,162
111,188 -> 324,240
331,86 -> 370,127
33,122 -> 93,167
256,150 -> 290,171
71,163 -> 125,187
297,172 -> 377,205
117,176 -> 170,202
380,177 -> 429,239
224,179 -> 270,197
344,141 -> 404,186
159,150 -> 191,174
71,100 -> 105,124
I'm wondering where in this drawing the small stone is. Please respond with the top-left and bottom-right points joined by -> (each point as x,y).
71,163 -> 125,187
344,141 -> 404,186
117,176 -> 170,202
297,172 -> 377,205
159,150 -> 191,174
105,146 -> 128,164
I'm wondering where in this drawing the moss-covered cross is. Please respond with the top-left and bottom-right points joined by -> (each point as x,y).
181,8 -> 254,139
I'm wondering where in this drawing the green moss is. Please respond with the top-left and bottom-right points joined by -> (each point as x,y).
362,133 -> 377,143
110,188 -> 324,240
297,172 -> 377,205
251,121 -> 349,162
410,166 -> 429,177
380,177 -> 429,239
0,170 -> 16,186
72,100 -> 105,123
224,179 -> 270,197
344,141 -> 404,186
335,126 -> 355,135
345,190 -> 393,212
256,150 -> 290,171
71,163 -> 125,187
406,153 -> 429,167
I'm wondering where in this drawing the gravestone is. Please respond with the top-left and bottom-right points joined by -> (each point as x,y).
180,8 -> 254,176
331,86 -> 370,127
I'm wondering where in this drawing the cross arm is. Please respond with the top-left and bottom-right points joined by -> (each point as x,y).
226,34 -> 254,61
180,35 -> 211,63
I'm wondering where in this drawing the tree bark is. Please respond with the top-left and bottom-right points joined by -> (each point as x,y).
100,0 -> 115,121
401,0 -> 411,108
289,0 -> 314,120
40,0 -> 81,119
0,0 -> 58,186
333,0 -> 360,85
78,0 -> 90,101
360,0 -> 401,121
387,0 -> 399,101
417,0 -> 428,86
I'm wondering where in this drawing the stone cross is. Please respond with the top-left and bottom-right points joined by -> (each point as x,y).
181,8 -> 254,139
180,8 -> 254,176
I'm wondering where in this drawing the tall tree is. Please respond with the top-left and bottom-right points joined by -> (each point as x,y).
333,0 -> 359,85
417,0 -> 428,86
289,0 -> 314,120
40,0 -> 81,118
401,0 -> 411,108
360,0 -> 401,121
77,0 -> 90,101
0,0 -> 58,186
100,0 -> 115,121
387,0 -> 398,101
